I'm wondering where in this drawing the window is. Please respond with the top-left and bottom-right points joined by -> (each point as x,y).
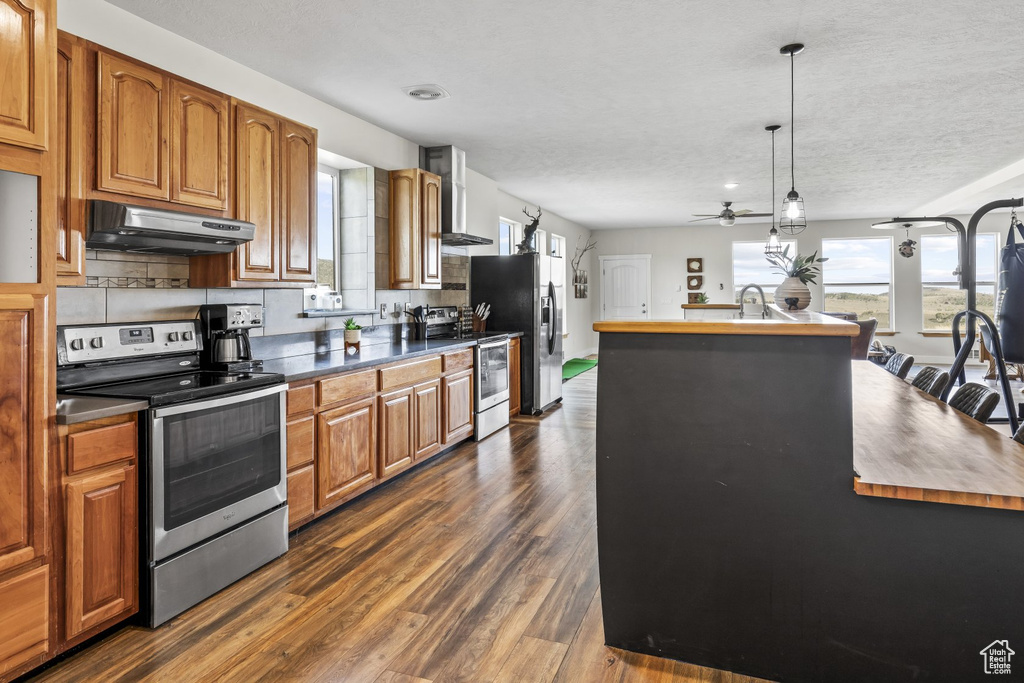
550,234 -> 565,258
498,219 -> 522,255
535,229 -> 547,256
821,237 -> 893,330
732,240 -> 796,302
316,166 -> 339,288
921,233 -> 998,330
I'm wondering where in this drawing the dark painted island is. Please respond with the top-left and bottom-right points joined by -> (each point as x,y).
593,307 -> 1024,682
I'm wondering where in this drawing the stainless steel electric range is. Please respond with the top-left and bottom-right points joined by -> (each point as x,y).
56,319 -> 289,627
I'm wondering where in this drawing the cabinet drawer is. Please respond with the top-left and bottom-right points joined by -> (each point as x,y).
286,416 -> 314,470
68,421 -> 137,474
443,349 -> 474,373
287,465 -> 314,530
287,385 -> 315,418
0,565 -> 48,676
380,356 -> 442,391
318,370 -> 377,408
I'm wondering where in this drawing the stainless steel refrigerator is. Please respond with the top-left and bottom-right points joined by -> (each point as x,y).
471,253 -> 564,414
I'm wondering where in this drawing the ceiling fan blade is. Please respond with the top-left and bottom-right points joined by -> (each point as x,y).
734,212 -> 773,218
688,216 -> 720,222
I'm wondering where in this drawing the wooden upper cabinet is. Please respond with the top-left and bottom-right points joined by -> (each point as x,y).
97,52 -> 169,200
281,120 -> 317,282
56,31 -> 86,281
420,171 -> 441,287
389,169 -> 418,289
0,294 -> 47,576
169,80 -> 229,210
0,0 -> 52,150
234,102 -> 280,281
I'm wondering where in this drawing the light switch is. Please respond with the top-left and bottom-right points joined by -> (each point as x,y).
380,303 -> 387,319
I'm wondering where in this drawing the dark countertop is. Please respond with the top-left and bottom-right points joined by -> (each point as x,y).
260,338 -> 480,382
56,395 -> 149,425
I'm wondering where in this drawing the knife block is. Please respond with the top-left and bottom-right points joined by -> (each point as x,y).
472,315 -> 487,334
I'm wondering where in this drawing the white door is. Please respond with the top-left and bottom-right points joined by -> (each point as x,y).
600,255 -> 651,320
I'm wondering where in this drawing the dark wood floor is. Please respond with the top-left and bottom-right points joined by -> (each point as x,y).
31,369 -> 768,682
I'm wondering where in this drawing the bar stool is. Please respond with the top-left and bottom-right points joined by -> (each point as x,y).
883,352 -> 914,380
850,319 -> 877,360
910,366 -> 949,398
1013,422 -> 1024,445
948,382 -> 1000,423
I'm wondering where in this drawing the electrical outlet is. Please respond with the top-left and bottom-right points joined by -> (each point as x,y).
380,303 -> 387,320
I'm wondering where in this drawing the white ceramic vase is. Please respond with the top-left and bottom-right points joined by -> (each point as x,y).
774,276 -> 812,311
344,328 -> 361,344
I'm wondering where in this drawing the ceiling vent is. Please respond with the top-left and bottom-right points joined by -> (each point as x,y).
403,84 -> 451,101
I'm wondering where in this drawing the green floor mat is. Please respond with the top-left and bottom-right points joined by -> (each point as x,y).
562,358 -> 597,381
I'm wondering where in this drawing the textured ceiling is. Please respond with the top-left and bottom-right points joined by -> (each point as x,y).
107,0 -> 1024,230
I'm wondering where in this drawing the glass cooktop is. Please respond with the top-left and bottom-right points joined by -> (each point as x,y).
65,371 -> 284,407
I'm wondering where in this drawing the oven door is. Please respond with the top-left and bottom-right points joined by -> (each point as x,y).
149,384 -> 287,562
475,338 -> 510,412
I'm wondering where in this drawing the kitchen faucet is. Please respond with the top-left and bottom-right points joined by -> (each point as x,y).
737,284 -> 769,319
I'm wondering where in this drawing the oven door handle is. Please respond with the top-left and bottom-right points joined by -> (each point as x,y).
151,383 -> 287,418
477,339 -> 508,351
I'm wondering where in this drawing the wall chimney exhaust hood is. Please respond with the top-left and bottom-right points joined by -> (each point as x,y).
419,145 -> 493,246
86,200 -> 256,256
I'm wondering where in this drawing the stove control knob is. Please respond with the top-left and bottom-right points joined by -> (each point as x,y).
90,337 -> 104,349
168,332 -> 180,342
69,338 -> 84,351
182,331 -> 194,341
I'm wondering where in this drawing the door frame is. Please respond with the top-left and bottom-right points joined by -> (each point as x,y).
599,254 -> 652,321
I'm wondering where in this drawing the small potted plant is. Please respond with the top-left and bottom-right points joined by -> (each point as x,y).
764,245 -> 827,310
343,317 -> 362,345
696,292 -> 710,304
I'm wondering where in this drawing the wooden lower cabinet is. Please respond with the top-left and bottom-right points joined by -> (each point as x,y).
443,370 -> 474,444
509,337 -> 521,417
317,397 -> 376,510
413,379 -> 441,460
64,464 -> 137,640
286,465 -> 315,530
378,387 -> 414,478
0,565 -> 49,677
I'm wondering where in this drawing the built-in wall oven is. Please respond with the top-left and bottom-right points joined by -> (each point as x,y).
57,320 -> 289,627
474,336 -> 510,440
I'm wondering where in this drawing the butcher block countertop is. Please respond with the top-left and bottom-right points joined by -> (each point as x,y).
853,361 -> 1024,510
593,306 -> 858,337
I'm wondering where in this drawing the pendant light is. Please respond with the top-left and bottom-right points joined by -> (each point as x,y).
764,124 -> 783,255
779,43 -> 806,235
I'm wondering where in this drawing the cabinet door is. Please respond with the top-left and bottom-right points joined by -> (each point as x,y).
413,379 -> 441,460
419,171 -> 441,288
169,80 -> 229,210
286,464 -> 314,531
0,294 -> 47,575
378,387 -> 413,478
317,397 -> 375,509
0,0 -> 51,150
509,338 -> 521,417
443,369 -> 474,445
65,464 -> 137,639
97,52 -> 169,199
56,31 -> 85,280
234,102 -> 280,281
388,169 -> 419,289
0,565 -> 48,677
281,120 -> 317,282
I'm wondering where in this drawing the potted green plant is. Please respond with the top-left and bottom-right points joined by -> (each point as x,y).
696,292 -> 710,304
764,245 -> 827,310
343,317 -> 362,345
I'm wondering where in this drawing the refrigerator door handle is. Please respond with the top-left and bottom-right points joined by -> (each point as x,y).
548,281 -> 557,355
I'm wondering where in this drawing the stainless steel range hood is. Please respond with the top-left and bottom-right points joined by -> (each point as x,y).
86,200 -> 256,255
419,145 -> 493,246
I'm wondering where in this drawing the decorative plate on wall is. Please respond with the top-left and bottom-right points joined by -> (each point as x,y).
688,292 -> 702,304
687,275 -> 703,290
687,258 -> 703,273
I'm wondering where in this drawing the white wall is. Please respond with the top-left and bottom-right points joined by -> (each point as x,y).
591,213 -> 1010,364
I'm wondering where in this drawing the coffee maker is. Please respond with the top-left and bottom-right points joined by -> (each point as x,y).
198,303 -> 264,371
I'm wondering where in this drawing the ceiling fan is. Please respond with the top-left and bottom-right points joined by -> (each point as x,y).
690,201 -> 772,227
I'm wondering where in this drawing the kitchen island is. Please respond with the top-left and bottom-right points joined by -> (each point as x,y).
593,309 -> 1024,682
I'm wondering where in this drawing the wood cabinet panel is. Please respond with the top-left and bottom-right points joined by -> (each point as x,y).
64,464 -> 137,639
389,169 -> 418,289
0,0 -> 51,150
443,369 -> 474,445
0,565 -> 48,676
234,102 -> 280,281
287,384 -> 315,418
318,369 -> 376,408
169,80 -> 229,210
286,464 -> 314,530
316,397 -> 376,509
286,416 -> 314,471
442,348 -> 473,374
55,31 -> 85,281
0,295 -> 47,575
97,52 -> 169,199
413,379 -> 441,461
280,120 -> 316,282
379,356 -> 442,392
67,420 -> 136,474
378,387 -> 413,478
420,171 -> 441,287
509,337 -> 521,417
